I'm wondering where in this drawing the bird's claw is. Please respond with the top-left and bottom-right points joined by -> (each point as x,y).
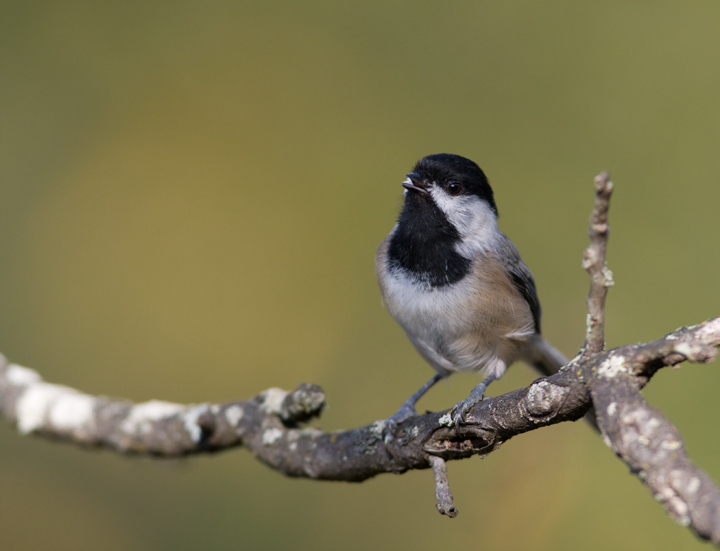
450,376 -> 495,431
383,402 -> 417,444
451,394 -> 484,432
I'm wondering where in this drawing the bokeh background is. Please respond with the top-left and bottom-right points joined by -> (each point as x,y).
2,2 -> 720,550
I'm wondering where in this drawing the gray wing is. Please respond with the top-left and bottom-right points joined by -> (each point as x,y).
496,233 -> 542,334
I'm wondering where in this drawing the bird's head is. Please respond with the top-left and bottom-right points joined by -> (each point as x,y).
397,154 -> 499,253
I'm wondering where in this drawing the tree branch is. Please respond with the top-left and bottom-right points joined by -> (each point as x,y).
1,173 -> 719,544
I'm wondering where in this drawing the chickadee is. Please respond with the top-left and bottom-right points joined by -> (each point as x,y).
376,153 -> 568,430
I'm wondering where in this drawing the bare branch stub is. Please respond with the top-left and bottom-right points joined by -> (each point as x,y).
429,455 -> 457,518
583,171 -> 614,354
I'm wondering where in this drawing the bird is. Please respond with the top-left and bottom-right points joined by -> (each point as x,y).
376,153 -> 570,433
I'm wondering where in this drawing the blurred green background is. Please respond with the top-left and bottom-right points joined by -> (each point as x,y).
2,1 -> 720,550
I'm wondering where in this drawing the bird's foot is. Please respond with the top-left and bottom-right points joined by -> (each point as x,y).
383,401 -> 417,444
450,393 -> 484,432
451,381 -> 493,431
450,374 -> 497,431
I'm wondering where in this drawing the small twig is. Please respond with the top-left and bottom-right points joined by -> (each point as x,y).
583,171 -> 614,354
428,455 -> 457,518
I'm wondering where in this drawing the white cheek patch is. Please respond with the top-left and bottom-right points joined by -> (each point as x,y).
429,186 -> 499,257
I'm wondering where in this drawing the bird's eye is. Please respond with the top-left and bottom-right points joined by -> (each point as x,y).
448,182 -> 463,195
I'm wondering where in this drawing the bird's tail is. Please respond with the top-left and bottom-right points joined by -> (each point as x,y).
525,336 -> 599,430
528,336 -> 570,378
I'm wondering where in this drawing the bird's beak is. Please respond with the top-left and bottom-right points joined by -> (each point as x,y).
401,173 -> 429,195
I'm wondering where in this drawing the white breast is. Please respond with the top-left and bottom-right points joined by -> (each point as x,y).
381,264 -> 505,376
382,266 -> 477,336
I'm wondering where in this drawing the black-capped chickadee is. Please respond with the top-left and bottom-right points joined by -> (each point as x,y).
376,153 -> 569,431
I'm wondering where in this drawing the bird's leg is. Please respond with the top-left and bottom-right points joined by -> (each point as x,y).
451,373 -> 498,430
384,374 -> 443,442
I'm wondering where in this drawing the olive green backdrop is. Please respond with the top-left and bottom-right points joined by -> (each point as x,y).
1,2 -> 719,550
